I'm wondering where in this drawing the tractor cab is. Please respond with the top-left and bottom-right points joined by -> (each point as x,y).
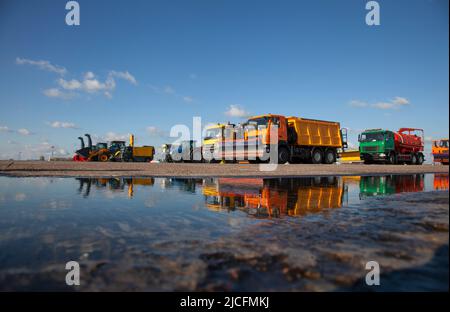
95,142 -> 108,150
109,141 -> 126,153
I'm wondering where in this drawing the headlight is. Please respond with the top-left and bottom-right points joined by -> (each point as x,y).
379,153 -> 386,157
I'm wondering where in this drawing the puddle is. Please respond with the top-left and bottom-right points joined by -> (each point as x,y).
0,173 -> 448,291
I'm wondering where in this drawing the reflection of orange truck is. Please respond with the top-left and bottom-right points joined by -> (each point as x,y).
432,139 -> 449,165
208,114 -> 347,164
434,173 -> 449,190
202,177 -> 345,218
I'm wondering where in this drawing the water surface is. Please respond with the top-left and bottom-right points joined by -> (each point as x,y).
0,174 -> 448,291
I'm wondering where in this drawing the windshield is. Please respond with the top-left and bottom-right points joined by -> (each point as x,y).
204,127 -> 222,140
360,132 -> 385,142
248,117 -> 268,127
439,140 -> 449,148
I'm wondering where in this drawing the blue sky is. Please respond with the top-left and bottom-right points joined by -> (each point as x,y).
0,0 -> 448,159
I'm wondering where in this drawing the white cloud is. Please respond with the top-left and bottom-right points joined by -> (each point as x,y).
146,126 -> 167,137
348,96 -> 410,110
109,70 -> 137,85
57,78 -> 82,90
224,104 -> 249,118
16,58 -> 136,99
183,96 -> 193,103
84,71 -> 95,79
56,71 -> 135,98
0,140 -> 71,160
391,96 -> 409,106
43,88 -> 73,99
372,102 -> 396,110
103,132 -> 129,141
48,121 -> 78,129
349,100 -> 368,108
1,126 -> 34,136
17,128 -> 32,136
0,126 -> 13,133
16,57 -> 66,75
163,85 -> 175,94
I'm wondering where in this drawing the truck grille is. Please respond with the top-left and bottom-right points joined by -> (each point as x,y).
363,146 -> 378,152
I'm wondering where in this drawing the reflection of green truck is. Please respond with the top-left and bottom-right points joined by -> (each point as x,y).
359,175 -> 424,198
358,128 -> 424,165
359,176 -> 396,197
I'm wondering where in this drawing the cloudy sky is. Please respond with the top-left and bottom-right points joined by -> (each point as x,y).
0,0 -> 448,159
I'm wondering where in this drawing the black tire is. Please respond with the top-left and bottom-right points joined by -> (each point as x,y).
363,159 -> 372,165
277,146 -> 290,164
417,153 -> 424,165
324,149 -> 336,164
290,158 -> 302,164
388,152 -> 397,165
411,153 -> 417,165
311,148 -> 323,164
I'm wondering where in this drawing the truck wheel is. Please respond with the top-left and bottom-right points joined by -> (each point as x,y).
417,154 -> 424,165
311,149 -> 323,164
278,146 -> 290,164
388,152 -> 397,165
411,153 -> 417,165
99,154 -> 109,162
324,149 -> 336,164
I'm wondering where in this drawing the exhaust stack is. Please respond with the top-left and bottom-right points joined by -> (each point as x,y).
85,134 -> 92,149
78,137 -> 85,149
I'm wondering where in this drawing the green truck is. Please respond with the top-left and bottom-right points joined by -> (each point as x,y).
358,128 -> 425,165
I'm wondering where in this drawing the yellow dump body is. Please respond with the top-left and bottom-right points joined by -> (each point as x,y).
133,146 -> 154,157
291,185 -> 343,216
287,117 -> 343,148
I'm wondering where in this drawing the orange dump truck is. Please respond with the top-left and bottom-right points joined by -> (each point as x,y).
213,114 -> 347,164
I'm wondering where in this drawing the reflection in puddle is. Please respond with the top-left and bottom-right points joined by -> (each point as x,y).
73,173 -> 448,219
0,173 -> 448,291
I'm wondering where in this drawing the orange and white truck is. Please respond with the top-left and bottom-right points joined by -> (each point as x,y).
204,114 -> 347,164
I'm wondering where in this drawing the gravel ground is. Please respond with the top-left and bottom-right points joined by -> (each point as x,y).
0,160 -> 448,177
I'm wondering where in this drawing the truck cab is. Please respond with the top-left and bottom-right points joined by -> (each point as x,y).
358,129 -> 395,164
432,139 -> 449,165
203,124 -> 226,146
246,114 -> 288,145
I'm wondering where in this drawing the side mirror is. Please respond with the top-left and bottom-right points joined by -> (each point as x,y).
358,134 -> 361,142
